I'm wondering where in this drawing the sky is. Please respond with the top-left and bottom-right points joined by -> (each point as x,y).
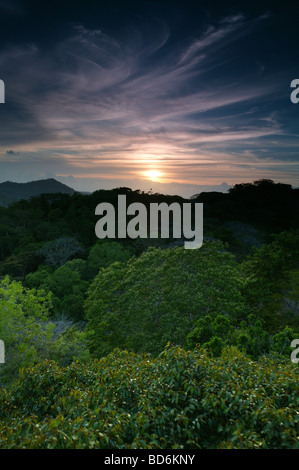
0,0 -> 298,197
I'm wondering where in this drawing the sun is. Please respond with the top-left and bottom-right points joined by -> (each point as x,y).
144,170 -> 162,182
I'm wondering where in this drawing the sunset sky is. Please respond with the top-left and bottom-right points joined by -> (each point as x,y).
0,0 -> 298,196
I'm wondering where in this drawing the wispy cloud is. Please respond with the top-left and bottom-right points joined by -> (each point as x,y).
0,8 -> 297,189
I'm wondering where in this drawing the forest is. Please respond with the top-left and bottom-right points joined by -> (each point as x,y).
0,178 -> 298,449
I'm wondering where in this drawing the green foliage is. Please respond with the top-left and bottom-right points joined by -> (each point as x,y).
271,326 -> 298,356
24,265 -> 52,289
25,241 -> 133,322
0,276 -> 54,384
244,230 -> 299,289
202,336 -> 224,357
236,317 -> 270,357
86,240 -> 133,279
0,185 -> 299,448
186,314 -> 233,354
25,260 -> 89,321
0,242 -> 43,277
242,230 -> 299,330
0,346 -> 298,449
49,325 -> 90,367
85,242 -> 246,357
0,277 -> 90,384
187,312 -> 299,359
40,261 -> 88,321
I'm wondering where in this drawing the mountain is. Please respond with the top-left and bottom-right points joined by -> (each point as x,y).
55,175 -> 231,198
0,178 -> 76,206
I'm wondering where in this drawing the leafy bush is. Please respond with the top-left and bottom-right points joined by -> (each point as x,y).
0,345 -> 298,449
0,277 -> 89,384
187,313 -> 299,359
25,260 -> 89,321
0,276 -> 53,384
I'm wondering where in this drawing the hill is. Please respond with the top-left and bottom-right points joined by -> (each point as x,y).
0,178 -> 76,206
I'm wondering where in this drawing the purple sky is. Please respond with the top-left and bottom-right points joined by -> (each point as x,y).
0,1 -> 298,195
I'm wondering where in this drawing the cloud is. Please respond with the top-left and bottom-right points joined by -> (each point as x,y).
0,8 -> 297,187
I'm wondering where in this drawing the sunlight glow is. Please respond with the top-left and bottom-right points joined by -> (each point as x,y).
144,170 -> 162,182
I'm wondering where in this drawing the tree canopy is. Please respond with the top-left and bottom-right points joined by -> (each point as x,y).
85,241 -> 246,357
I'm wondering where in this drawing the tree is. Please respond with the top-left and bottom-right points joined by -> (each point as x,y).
186,314 -> 233,356
37,237 -> 84,268
85,241 -> 246,357
25,259 -> 89,321
86,240 -> 133,279
242,230 -> 299,330
0,276 -> 53,384
0,276 -> 90,384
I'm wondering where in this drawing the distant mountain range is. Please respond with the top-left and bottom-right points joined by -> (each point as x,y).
55,175 -> 231,198
1,177 -> 295,208
0,177 -> 232,206
0,178 -> 76,206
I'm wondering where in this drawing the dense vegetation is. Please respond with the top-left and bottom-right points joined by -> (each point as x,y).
0,346 -> 298,449
85,242 -> 246,357
0,179 -> 298,448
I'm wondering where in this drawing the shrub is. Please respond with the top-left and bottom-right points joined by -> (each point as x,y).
0,345 -> 298,449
